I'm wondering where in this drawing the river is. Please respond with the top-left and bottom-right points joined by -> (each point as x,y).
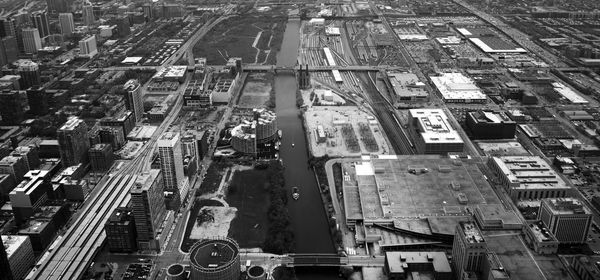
274,19 -> 340,279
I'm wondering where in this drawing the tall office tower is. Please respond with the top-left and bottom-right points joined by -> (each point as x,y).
46,0 -> 71,14
158,132 -> 185,202
539,198 -> 592,244
105,207 -> 137,253
57,117 -> 89,167
58,13 -> 74,36
452,221 -> 487,280
130,170 -> 167,251
0,236 -> 13,280
30,11 -> 50,38
82,3 -> 95,26
142,4 -> 154,20
0,18 -> 15,38
26,86 -> 48,115
78,35 -> 97,57
1,235 -> 34,280
16,60 -> 41,89
0,36 -> 18,67
124,79 -> 143,122
21,28 -> 41,54
0,90 -> 28,125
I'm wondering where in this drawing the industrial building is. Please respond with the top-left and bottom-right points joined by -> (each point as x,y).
408,109 -> 464,154
465,110 -> 516,139
386,72 -> 429,104
538,198 -> 592,244
487,156 -> 572,201
189,237 -> 240,280
429,73 -> 486,103
1,235 -> 34,280
231,109 -> 278,155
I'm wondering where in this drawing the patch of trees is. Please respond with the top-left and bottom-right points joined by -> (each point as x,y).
263,162 -> 295,254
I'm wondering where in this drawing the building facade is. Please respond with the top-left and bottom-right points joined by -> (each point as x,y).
158,132 -> 185,205
130,170 -> 166,251
57,117 -> 89,167
105,207 -> 137,253
452,221 -> 487,279
124,79 -> 143,122
21,28 -> 41,54
539,198 -> 592,244
58,13 -> 74,36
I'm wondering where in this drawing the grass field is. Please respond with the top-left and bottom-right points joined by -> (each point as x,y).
193,13 -> 286,65
226,168 -> 271,248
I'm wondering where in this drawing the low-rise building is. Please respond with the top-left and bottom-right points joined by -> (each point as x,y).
487,156 -> 572,201
572,255 -> 600,280
408,109 -> 464,154
466,110 -> 516,139
429,72 -> 486,103
385,251 -> 452,280
523,221 -> 559,255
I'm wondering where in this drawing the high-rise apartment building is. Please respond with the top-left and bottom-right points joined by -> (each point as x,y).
452,221 -> 487,280
58,13 -> 74,36
124,79 -> 143,122
0,90 -> 28,125
57,117 -> 89,167
1,235 -> 34,280
158,132 -> 184,193
17,60 -> 41,89
78,35 -> 97,57
0,235 -> 13,280
82,3 -> 95,26
0,36 -> 18,67
105,207 -> 137,253
539,198 -> 592,244
30,11 -> 50,38
130,170 -> 166,251
21,28 -> 41,54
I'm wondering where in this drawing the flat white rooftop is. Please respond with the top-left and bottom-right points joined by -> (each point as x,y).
409,109 -> 464,144
430,73 -> 486,102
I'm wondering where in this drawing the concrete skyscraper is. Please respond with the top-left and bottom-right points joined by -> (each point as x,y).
30,11 -> 50,38
158,132 -> 186,206
124,79 -> 143,122
21,28 -> 41,54
78,35 -> 97,57
130,170 -> 167,251
57,117 -> 89,167
452,221 -> 487,280
58,13 -> 74,36
82,3 -> 95,26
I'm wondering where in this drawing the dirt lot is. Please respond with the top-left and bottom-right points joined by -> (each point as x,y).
238,73 -> 273,108
304,106 -> 391,157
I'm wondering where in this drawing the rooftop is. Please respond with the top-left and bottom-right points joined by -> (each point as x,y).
429,72 -> 486,101
409,109 -> 464,144
468,110 -> 514,124
1,235 -> 29,256
543,198 -> 591,215
491,156 -> 568,190
385,251 -> 451,274
190,238 -> 239,270
59,117 -> 84,131
527,221 -> 556,243
459,221 -> 485,243
131,170 -> 161,193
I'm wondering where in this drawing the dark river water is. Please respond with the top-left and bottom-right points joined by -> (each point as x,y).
274,19 -> 340,279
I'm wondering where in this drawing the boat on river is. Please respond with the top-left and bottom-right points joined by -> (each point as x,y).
292,187 -> 300,200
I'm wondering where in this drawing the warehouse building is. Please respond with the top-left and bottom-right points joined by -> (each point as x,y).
408,109 -> 464,154
466,110 -> 516,139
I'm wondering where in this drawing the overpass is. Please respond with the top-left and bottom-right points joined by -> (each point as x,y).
241,253 -> 385,268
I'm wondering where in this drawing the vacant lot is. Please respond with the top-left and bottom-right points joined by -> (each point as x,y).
226,168 -> 270,248
238,73 -> 273,108
193,13 -> 286,65
181,199 -> 224,252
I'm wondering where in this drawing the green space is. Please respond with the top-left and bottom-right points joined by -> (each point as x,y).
196,161 -> 232,195
192,12 -> 287,65
226,162 -> 294,254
